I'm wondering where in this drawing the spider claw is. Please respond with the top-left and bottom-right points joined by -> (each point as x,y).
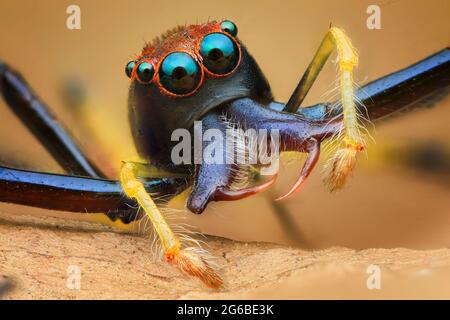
275,177 -> 305,201
276,138 -> 320,201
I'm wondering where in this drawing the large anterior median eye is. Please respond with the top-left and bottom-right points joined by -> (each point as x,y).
200,33 -> 239,75
159,52 -> 201,95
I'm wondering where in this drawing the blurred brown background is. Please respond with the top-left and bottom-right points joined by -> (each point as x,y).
0,0 -> 449,250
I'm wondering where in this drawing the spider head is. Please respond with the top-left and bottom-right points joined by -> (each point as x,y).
126,20 -> 271,166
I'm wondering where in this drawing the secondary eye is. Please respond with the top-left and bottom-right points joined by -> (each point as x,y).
125,61 -> 135,78
159,52 -> 201,95
220,20 -> 238,37
200,33 -> 239,75
136,62 -> 155,83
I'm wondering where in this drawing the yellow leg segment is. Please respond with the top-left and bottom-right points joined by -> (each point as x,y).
329,27 -> 362,149
325,28 -> 365,191
120,162 -> 223,289
285,27 -> 365,190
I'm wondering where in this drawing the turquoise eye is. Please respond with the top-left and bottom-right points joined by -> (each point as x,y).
136,62 -> 154,83
220,20 -> 237,37
200,33 -> 239,75
159,52 -> 201,94
125,61 -> 135,78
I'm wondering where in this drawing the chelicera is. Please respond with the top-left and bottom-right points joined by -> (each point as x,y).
0,20 -> 449,288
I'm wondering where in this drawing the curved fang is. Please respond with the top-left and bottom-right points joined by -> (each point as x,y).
214,174 -> 278,201
276,138 -> 320,201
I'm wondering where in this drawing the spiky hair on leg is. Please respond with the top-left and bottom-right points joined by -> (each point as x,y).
321,42 -> 370,191
136,202 -> 224,288
120,163 -> 223,289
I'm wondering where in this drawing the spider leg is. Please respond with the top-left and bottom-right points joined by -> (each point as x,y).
342,48 -> 450,121
284,27 -> 357,114
0,165 -> 187,223
0,62 -> 104,177
282,27 -> 364,192
276,49 -> 450,122
120,161 -> 222,288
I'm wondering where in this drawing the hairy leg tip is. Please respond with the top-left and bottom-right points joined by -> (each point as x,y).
165,247 -> 223,289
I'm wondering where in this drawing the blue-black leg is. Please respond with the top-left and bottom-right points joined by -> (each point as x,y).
0,62 -> 104,178
0,165 -> 188,223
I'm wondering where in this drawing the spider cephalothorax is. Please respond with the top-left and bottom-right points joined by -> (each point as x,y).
126,21 -> 272,169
